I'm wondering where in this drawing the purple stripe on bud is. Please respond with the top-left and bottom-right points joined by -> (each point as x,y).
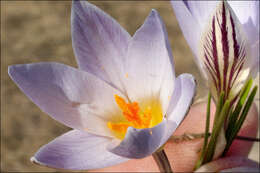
203,16 -> 221,93
220,2 -> 229,95
201,1 -> 247,100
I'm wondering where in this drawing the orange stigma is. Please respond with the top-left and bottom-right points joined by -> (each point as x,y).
107,95 -> 162,139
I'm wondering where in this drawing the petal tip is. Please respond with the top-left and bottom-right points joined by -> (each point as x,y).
30,156 -> 45,167
150,9 -> 158,15
72,0 -> 83,6
30,155 -> 59,170
179,73 -> 196,86
71,0 -> 80,9
8,65 -> 14,76
148,9 -> 161,21
8,64 -> 20,80
30,156 -> 37,164
72,0 -> 92,14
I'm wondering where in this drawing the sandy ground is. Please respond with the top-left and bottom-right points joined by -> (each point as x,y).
1,1 -> 259,172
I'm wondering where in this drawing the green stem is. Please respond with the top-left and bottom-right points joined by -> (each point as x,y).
203,100 -> 231,164
194,93 -> 211,170
212,92 -> 225,130
152,149 -> 173,173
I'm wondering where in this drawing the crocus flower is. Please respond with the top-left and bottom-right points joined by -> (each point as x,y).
8,1 -> 196,170
172,1 -> 259,101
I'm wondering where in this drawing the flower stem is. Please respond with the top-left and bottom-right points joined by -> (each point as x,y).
194,92 -> 211,170
152,149 -> 173,173
203,99 -> 231,164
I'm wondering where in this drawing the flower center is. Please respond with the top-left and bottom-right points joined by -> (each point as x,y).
107,95 -> 163,140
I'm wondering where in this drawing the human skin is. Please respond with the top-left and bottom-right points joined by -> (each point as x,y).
94,101 -> 259,172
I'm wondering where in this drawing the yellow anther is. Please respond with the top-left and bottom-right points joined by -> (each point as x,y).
108,95 -> 163,140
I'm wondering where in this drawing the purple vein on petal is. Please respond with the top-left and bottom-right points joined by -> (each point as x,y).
201,2 -> 248,100
220,2 -> 229,96
228,13 -> 246,96
203,16 -> 221,93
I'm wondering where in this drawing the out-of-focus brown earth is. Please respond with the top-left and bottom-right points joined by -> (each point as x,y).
1,1 -> 258,172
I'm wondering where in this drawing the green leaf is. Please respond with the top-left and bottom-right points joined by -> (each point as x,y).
223,86 -> 258,155
225,79 -> 253,140
194,93 -> 211,170
203,99 -> 231,163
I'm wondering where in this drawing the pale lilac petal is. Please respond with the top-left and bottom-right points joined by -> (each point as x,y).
8,63 -> 126,137
171,1 -> 218,55
181,1 -> 219,28
108,120 -> 167,159
160,74 -> 196,145
166,74 -> 196,124
229,1 -> 259,31
250,41 -> 259,77
229,1 -> 259,70
171,1 -> 200,58
71,0 -> 131,93
123,10 -> 175,114
171,1 -> 214,78
237,15 -> 259,46
228,1 -> 259,76
31,130 -> 128,170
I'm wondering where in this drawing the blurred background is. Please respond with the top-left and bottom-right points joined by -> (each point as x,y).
1,1 -> 259,172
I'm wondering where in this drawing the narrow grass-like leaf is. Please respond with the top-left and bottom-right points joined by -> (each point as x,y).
223,86 -> 258,155
203,99 -> 231,163
194,93 -> 211,170
226,79 -> 253,139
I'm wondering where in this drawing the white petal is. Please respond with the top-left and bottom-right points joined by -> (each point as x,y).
72,1 -> 131,93
32,130 -> 128,170
8,63 -> 126,137
124,10 -> 175,114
